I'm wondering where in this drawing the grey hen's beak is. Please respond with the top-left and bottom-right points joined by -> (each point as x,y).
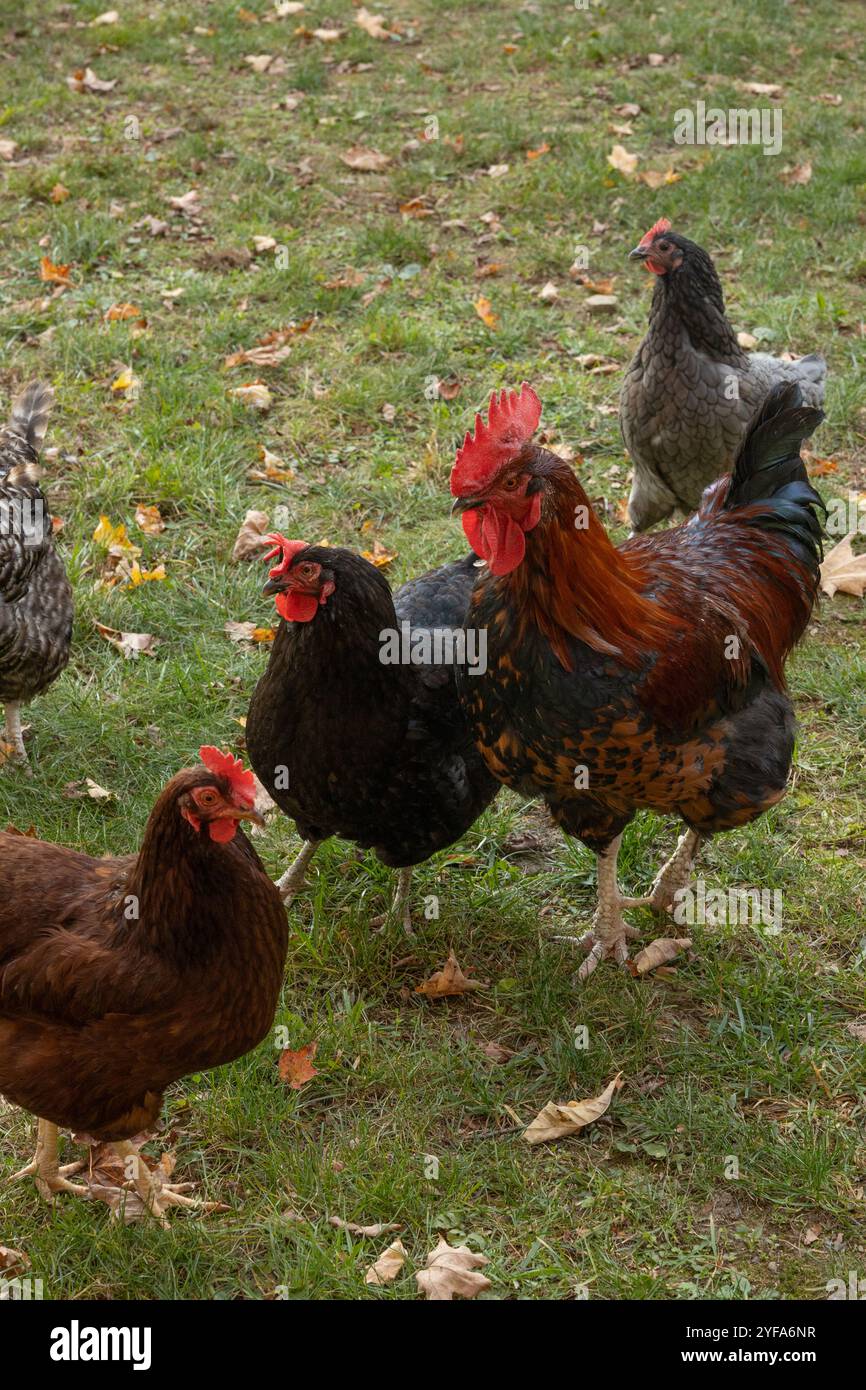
262,576 -> 286,596
628,243 -> 650,261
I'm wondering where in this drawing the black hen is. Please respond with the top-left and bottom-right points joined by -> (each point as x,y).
0,383 -> 72,770
245,541 -> 498,929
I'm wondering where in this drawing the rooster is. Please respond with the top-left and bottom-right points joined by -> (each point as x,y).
450,381 -> 823,978
245,540 -> 498,930
1,748 -> 287,1224
620,219 -> 826,530
0,382 -> 72,769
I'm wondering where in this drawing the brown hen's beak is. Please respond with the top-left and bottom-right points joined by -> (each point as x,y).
628,243 -> 650,261
225,805 -> 266,827
451,495 -> 482,516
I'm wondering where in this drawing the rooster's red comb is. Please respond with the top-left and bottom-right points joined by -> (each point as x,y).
262,533 -> 309,579
450,383 -> 542,495
636,216 -> 673,251
199,746 -> 257,805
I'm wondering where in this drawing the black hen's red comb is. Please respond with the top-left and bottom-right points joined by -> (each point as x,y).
262,533 -> 309,579
636,216 -> 672,251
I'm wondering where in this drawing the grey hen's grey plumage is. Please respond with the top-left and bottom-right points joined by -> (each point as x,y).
0,383 -> 72,766
620,224 -> 826,531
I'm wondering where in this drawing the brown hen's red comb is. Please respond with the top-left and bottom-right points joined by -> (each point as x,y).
199,746 -> 257,806
637,216 -> 672,251
262,533 -> 309,579
450,383 -> 542,494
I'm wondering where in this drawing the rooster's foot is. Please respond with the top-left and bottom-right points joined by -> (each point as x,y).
2,702 -> 31,775
112,1141 -> 199,1228
642,828 -> 701,915
371,866 -> 415,937
575,915 -> 641,981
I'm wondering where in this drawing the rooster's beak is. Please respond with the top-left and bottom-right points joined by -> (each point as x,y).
451,495 -> 482,516
628,243 -> 650,261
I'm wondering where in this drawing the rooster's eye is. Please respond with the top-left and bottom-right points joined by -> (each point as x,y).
503,474 -> 521,490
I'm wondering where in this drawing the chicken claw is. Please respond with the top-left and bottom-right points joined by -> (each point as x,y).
11,1119 -> 88,1199
275,838 -> 320,903
112,1141 -> 199,1228
371,866 -> 415,936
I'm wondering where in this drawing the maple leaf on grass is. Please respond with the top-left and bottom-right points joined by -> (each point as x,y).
416,1239 -> 491,1301
820,533 -> 866,598
278,1041 -> 318,1088
523,1072 -> 623,1145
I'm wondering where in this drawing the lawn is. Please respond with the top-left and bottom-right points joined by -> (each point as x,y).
0,0 -> 864,1302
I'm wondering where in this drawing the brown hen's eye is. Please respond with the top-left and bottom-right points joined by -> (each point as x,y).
198,789 -> 220,806
503,474 -> 520,489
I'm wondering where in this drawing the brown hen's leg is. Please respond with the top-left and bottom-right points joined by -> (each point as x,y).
275,839 -> 320,903
111,1141 -> 198,1228
3,701 -> 31,773
11,1119 -> 88,1198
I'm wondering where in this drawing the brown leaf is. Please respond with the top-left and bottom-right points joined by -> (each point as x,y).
360,540 -> 397,568
638,167 -> 681,189
480,1041 -> 515,1063
845,1019 -> 866,1043
607,144 -> 638,176
231,509 -> 272,562
94,621 -> 159,660
324,268 -> 365,289
436,378 -> 462,400
355,7 -> 392,40
340,145 -> 391,172
67,67 -> 118,94
820,533 -> 866,598
49,182 -> 70,202
0,137 -> 18,161
415,950 -> 484,998
105,302 -> 144,322
278,1042 -> 318,1088
249,446 -> 295,483
780,161 -> 812,186
526,141 -> 550,160
39,256 -> 74,287
228,382 -> 272,411
475,262 -> 504,279
134,503 -> 165,535
806,456 -> 837,477
166,188 -> 201,215
0,1244 -> 30,1275
365,1238 -> 406,1285
399,196 -> 435,219
632,937 -> 692,975
328,1216 -> 402,1237
523,1073 -> 623,1145
416,1238 -> 491,1301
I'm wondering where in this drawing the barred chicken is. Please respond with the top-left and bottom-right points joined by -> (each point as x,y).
620,219 -> 826,530
0,382 -> 72,769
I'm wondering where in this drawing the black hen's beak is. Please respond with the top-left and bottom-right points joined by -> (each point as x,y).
262,575 -> 287,596
451,495 -> 482,516
628,243 -> 650,261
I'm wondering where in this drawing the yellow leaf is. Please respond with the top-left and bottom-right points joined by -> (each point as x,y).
473,295 -> 499,329
523,1073 -> 623,1145
39,256 -> 74,286
607,144 -> 638,176
820,533 -> 866,599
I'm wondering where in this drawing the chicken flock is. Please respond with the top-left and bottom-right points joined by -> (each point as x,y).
0,223 -> 832,1223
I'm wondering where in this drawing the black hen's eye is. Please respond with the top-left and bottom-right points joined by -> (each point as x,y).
657,240 -> 670,252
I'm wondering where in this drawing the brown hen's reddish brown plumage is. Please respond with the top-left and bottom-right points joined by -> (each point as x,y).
0,765 -> 288,1141
451,381 -> 824,855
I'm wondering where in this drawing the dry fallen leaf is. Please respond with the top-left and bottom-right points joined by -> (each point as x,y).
0,1244 -> 30,1275
538,281 -> 560,303
67,67 -> 118,94
631,937 -> 692,975
415,950 -> 484,998
820,533 -> 866,598
49,182 -> 70,202
845,1019 -> 866,1043
780,161 -> 812,186
526,141 -> 550,160
249,445 -> 295,483
416,1239 -> 491,1301
228,382 -> 272,411
328,1216 -> 402,1237
231,509 -> 272,562
473,295 -> 499,329
110,368 -> 140,398
0,138 -> 18,161
225,621 -> 258,642
105,302 -> 145,323
355,6 -> 392,39
94,622 -> 159,660
39,256 -> 74,287
166,189 -> 200,215
737,331 -> 758,350
93,515 -> 140,557
524,1072 -> 623,1145
278,1041 -> 319,1088
340,145 -> 390,172
365,1238 -> 406,1286
639,167 -> 681,189
134,503 -> 165,535
360,539 -> 397,569
741,80 -> 782,97
607,144 -> 638,176
86,778 -> 113,801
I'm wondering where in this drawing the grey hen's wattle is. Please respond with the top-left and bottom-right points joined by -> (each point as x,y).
620,237 -> 826,530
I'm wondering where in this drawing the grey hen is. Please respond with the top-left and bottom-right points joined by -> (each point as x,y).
0,383 -> 72,769
620,219 -> 826,530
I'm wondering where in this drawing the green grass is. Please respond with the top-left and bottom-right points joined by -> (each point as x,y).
1,0 -> 865,1302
